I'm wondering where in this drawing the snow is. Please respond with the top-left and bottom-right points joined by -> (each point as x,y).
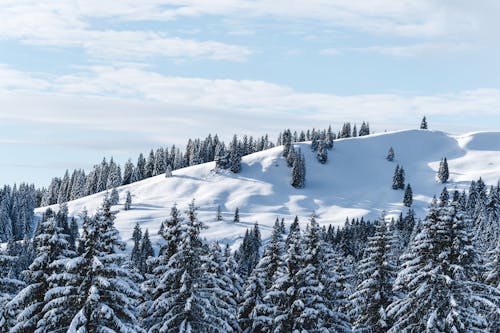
34,129 -> 500,248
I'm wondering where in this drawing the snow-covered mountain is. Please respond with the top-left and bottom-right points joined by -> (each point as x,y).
34,129 -> 500,247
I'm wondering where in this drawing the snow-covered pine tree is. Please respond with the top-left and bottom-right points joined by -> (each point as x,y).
311,133 -> 319,152
320,245 -> 352,333
0,249 -> 25,330
291,149 -> 306,189
141,205 -> 184,329
134,153 -> 146,182
139,229 -> 154,274
317,140 -> 328,164
130,222 -> 143,271
238,219 -> 286,332
6,216 -> 75,333
123,159 -> 135,185
153,147 -> 166,176
235,224 -> 262,280
264,217 -> 305,333
349,214 -> 397,333
229,135 -> 242,173
359,121 -> 370,136
66,198 -> 142,332
107,158 -> 122,189
420,116 -> 428,129
109,187 -> 119,205
216,205 -> 223,221
124,190 -> 132,210
202,243 -> 240,332
392,165 -> 405,190
256,219 -> 286,289
164,164 -> 172,177
146,201 -> 236,332
352,124 -> 358,137
325,125 -> 334,149
388,199 -> 498,332
145,149 -> 155,178
291,215 -> 339,331
234,207 -> 240,223
386,147 -> 395,161
0,198 -> 13,242
282,129 -> 292,158
403,183 -> 413,207
436,157 -> 449,183
439,186 -> 449,206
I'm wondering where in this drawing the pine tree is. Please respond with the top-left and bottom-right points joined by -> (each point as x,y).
124,191 -> 132,210
320,246 -> 352,333
325,125 -> 334,149
234,224 -> 262,279
350,215 -> 397,333
436,157 -> 449,183
123,159 -> 135,185
420,116 -> 428,129
229,135 -> 242,173
164,164 -> 172,177
66,198 -> 142,332
139,229 -> 154,274
6,217 -> 75,333
134,153 -> 146,181
141,204 -> 184,329
386,147 -> 395,161
392,165 -> 405,190
130,222 -> 143,271
109,187 -> 119,205
292,215 -> 344,331
403,183 -> 413,207
282,129 -> 292,158
359,121 -> 370,136
216,205 -> 223,221
388,199 -> 498,332
0,249 -> 25,330
145,149 -> 155,178
153,147 -> 166,176
291,149 -> 306,189
238,268 -> 269,332
234,207 -> 240,223
202,243 -> 240,332
238,219 -> 287,332
317,140 -> 328,164
145,202 -> 234,332
264,217 -> 305,332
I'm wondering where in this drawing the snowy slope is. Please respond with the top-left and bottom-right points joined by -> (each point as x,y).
34,129 -> 500,247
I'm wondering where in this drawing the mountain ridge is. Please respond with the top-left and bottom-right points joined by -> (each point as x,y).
34,129 -> 500,246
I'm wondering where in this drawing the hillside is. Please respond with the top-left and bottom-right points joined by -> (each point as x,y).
34,129 -> 500,247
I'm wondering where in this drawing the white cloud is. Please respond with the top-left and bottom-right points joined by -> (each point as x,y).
322,42 -> 474,57
0,65 -> 499,139
0,1 -> 251,61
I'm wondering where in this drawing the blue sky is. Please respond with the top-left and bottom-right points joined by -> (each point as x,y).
1,0 -> 500,186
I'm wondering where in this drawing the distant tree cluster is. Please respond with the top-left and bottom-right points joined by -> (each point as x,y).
0,184 -> 39,242
41,133 -> 276,207
36,121 -> 375,209
338,121 -> 370,138
281,129 -> 307,188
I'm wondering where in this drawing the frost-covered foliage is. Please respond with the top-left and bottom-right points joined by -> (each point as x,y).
388,198 -> 499,332
350,214 -> 398,333
6,214 -> 75,333
66,197 -> 142,332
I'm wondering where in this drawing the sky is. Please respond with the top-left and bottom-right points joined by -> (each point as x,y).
1,0 -> 500,187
